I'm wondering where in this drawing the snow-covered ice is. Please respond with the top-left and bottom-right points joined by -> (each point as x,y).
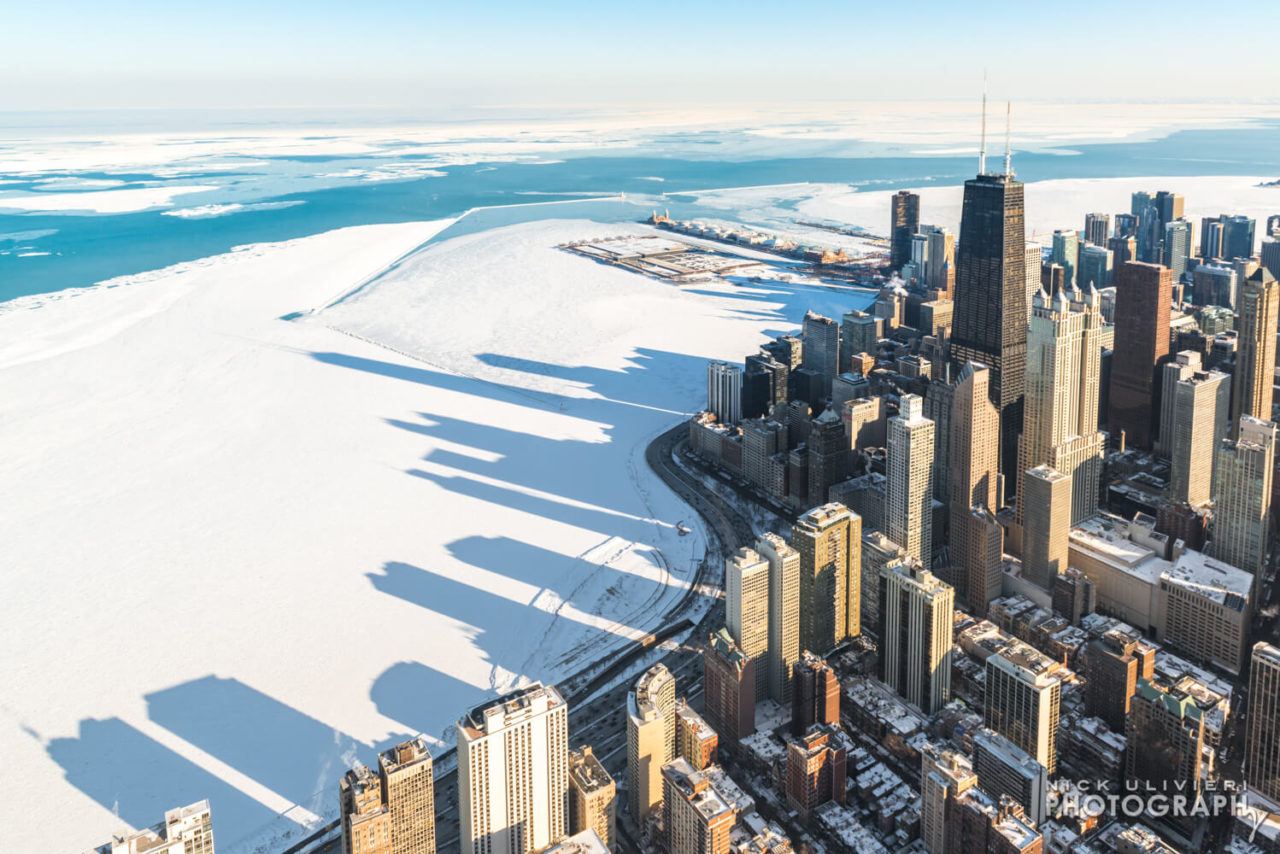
0,184 -> 218,214
0,216 -> 859,851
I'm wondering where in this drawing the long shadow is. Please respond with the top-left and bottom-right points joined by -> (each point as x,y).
406,468 -> 640,536
47,716 -> 285,839
446,534 -> 671,611
371,662 -> 485,737
145,676 -> 365,808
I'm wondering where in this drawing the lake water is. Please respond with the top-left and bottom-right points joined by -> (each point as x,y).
2,123 -> 1279,303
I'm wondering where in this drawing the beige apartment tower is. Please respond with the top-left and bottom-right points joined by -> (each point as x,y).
342,762 -> 392,854
792,503 -> 859,653
887,394 -> 935,563
1018,287 -> 1105,525
948,362 -> 1004,613
726,547 -> 769,701
756,532 -> 801,705
568,746 -> 616,850
1021,465 -> 1071,589
378,736 -> 436,854
457,683 -> 569,854
1247,642 -> 1280,804
626,664 -> 676,821
1231,267 -> 1279,430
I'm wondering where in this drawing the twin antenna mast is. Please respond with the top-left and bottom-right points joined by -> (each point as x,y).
977,71 -> 1014,179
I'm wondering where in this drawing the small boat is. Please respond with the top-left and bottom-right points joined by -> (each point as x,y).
676,522 -> 692,536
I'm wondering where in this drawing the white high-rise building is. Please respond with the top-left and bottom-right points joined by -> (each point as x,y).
984,641 -> 1063,774
887,394 -> 935,563
878,561 -> 954,714
94,801 -> 215,854
756,532 -> 800,705
458,683 -> 569,854
726,547 -> 769,701
1018,286 -> 1106,524
1024,242 -> 1043,324
1213,416 -> 1276,585
1168,367 -> 1230,507
706,361 -> 742,424
1157,351 -> 1202,457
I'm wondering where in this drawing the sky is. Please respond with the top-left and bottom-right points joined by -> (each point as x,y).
5,0 -> 1280,113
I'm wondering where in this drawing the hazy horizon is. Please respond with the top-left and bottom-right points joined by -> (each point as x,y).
7,0 -> 1280,112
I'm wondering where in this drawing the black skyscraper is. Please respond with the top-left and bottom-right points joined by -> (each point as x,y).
890,190 -> 920,271
951,172 -> 1027,493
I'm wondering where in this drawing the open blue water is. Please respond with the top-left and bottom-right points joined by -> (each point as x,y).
2,123 -> 1279,304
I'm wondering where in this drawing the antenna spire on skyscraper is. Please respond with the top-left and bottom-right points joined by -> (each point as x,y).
1003,100 -> 1013,178
978,70 -> 988,175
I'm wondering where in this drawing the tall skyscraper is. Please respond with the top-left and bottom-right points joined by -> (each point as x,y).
1246,642 -> 1280,804
457,683 -> 569,854
1231,266 -> 1279,429
705,361 -> 742,424
984,641 -> 1063,773
1024,241 -> 1043,324
1050,229 -> 1078,290
1168,366 -> 1230,507
96,801 -> 215,854
1108,234 -> 1136,266
891,190 -> 921,271
792,503 -> 858,652
1108,262 -> 1172,449
1078,242 -> 1113,289
1263,237 -> 1280,282
756,532 -> 800,705
807,409 -> 850,505
1084,212 -> 1111,247
948,362 -> 1003,613
1132,190 -> 1161,264
626,664 -> 675,820
1164,219 -> 1192,281
702,628 -> 755,747
878,561 -> 954,713
886,394 -> 935,563
925,225 -> 956,298
1021,465 -> 1070,589
791,650 -> 840,736
1213,416 -> 1276,582
951,121 -> 1028,485
1220,214 -> 1257,260
726,547 -> 769,701
801,311 -> 840,392
1115,212 -> 1139,239
1157,351 -> 1203,456
1019,286 -> 1106,523
376,737 -> 436,854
